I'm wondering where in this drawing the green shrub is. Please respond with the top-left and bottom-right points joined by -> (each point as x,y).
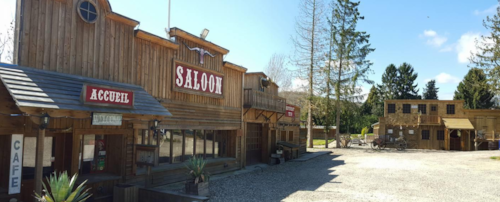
185,156 -> 210,184
34,171 -> 91,202
361,127 -> 369,137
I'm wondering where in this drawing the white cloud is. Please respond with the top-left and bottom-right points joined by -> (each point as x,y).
456,32 -> 481,63
291,78 -> 308,91
439,93 -> 455,100
421,30 -> 447,48
425,73 -> 461,84
473,4 -> 498,16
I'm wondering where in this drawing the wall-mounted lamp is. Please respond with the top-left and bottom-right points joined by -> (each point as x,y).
39,113 -> 50,129
200,28 -> 209,39
150,119 -> 160,131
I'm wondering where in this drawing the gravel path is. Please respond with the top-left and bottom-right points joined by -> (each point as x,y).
209,148 -> 500,202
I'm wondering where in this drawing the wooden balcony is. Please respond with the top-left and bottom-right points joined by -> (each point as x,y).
244,89 -> 286,113
418,115 -> 441,125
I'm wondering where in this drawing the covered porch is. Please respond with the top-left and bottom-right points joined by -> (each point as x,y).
442,118 -> 475,151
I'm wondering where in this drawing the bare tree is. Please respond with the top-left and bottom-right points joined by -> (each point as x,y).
292,0 -> 326,148
265,53 -> 293,92
0,18 -> 14,63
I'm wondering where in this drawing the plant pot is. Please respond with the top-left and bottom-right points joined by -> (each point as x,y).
185,181 -> 209,196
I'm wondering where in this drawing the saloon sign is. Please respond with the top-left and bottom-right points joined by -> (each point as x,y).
286,105 -> 295,117
174,61 -> 224,98
82,85 -> 134,108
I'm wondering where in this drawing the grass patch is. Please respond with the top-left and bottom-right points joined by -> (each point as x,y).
313,139 -> 335,146
490,156 -> 500,161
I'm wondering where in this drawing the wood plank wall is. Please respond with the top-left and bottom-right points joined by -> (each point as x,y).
18,0 -> 136,83
244,74 -> 279,96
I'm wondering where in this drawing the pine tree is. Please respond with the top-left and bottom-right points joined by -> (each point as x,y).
361,85 -> 383,117
422,80 -> 439,100
378,64 -> 398,100
454,68 -> 495,109
469,2 -> 500,94
329,0 -> 374,148
396,63 -> 420,99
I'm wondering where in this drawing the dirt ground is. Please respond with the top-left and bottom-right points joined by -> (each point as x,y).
210,147 -> 500,202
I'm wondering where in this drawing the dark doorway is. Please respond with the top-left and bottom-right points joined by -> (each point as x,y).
449,130 -> 461,151
246,123 -> 263,165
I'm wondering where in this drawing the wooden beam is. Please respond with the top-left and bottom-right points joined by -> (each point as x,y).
169,27 -> 229,55
135,30 -> 179,50
106,12 -> 139,27
34,128 -> 46,197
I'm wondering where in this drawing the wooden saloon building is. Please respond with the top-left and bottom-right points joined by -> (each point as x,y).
374,100 -> 500,151
0,0 -> 301,201
0,0 -> 253,201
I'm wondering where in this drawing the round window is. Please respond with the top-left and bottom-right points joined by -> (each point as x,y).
78,1 -> 98,23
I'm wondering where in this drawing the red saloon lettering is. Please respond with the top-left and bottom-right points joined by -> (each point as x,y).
83,85 -> 134,108
175,63 -> 223,96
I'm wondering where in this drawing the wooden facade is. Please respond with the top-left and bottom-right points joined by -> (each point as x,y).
2,0 -> 249,201
378,100 -> 499,151
242,72 -> 301,166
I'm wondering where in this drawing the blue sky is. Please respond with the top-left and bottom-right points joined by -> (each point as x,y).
1,0 -> 497,100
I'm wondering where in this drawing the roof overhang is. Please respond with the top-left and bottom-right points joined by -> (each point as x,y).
0,63 -> 171,118
442,118 -> 474,130
169,27 -> 229,55
135,30 -> 179,50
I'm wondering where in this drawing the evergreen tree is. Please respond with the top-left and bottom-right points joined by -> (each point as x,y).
454,68 -> 495,109
422,80 -> 439,100
378,64 -> 398,100
396,63 -> 420,99
470,2 -> 500,94
329,0 -> 374,148
361,85 -> 383,117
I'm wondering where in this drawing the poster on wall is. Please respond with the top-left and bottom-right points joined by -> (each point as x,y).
286,105 -> 295,117
9,134 -> 23,195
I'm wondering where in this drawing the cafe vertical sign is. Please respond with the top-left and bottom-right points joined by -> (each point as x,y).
9,134 -> 23,194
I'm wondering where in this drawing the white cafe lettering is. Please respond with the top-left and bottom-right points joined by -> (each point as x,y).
89,89 -> 130,103
176,65 -> 223,95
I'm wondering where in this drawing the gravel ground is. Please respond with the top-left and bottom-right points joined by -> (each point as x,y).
209,148 -> 500,202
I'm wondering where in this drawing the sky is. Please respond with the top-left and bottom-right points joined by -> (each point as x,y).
0,0 -> 497,100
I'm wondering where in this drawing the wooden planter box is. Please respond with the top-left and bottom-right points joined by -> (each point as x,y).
114,184 -> 138,202
185,182 -> 209,196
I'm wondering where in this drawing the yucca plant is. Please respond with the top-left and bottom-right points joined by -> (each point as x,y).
34,171 -> 92,202
185,155 -> 210,184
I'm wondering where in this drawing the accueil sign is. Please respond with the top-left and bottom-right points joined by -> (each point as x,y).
173,61 -> 224,98
9,134 -> 23,194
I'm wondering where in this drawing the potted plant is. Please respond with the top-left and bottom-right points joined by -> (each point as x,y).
34,171 -> 92,202
185,156 -> 210,196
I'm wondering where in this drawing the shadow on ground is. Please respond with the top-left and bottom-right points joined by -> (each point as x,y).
209,154 -> 344,202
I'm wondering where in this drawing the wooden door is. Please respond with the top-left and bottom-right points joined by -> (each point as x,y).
449,130 -> 461,151
246,123 -> 263,166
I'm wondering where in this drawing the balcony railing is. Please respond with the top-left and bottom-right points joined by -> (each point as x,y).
418,115 -> 441,125
244,89 -> 286,113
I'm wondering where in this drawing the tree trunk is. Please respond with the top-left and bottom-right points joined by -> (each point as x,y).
307,0 -> 317,149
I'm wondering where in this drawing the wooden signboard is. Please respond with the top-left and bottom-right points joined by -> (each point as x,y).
9,134 -> 23,195
81,84 -> 135,108
136,145 -> 158,166
286,105 -> 295,117
92,113 -> 123,126
173,60 -> 224,98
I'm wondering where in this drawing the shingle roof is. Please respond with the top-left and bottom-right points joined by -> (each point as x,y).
0,63 -> 171,117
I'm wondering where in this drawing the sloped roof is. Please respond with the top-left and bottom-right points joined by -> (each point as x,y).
442,118 -> 474,130
0,63 -> 171,117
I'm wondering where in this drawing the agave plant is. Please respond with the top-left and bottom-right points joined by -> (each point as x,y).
185,155 -> 210,184
34,171 -> 92,202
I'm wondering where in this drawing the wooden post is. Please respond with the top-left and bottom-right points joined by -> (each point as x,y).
34,128 -> 46,200
474,130 -> 479,151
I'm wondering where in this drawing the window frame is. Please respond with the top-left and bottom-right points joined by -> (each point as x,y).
402,104 -> 411,114
431,106 -> 437,112
387,104 -> 396,113
446,104 -> 455,114
77,1 -> 99,24
437,130 -> 445,141
421,130 -> 430,140
418,104 -> 426,114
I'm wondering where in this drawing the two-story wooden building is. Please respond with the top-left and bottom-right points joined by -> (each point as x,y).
375,100 -> 499,151
1,0 -> 249,201
242,72 -> 301,166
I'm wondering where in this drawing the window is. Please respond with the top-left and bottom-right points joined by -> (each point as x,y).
172,130 -> 183,163
418,104 -> 426,114
80,134 -> 123,175
388,129 -> 393,134
288,131 -> 294,142
437,130 -> 445,141
422,130 -> 430,140
281,131 -> 287,141
23,137 -> 55,180
446,104 -> 455,114
388,104 -> 396,113
184,130 -> 194,160
78,1 -> 98,23
403,104 -> 411,114
206,131 -> 215,158
158,130 -> 171,164
431,106 -> 437,112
